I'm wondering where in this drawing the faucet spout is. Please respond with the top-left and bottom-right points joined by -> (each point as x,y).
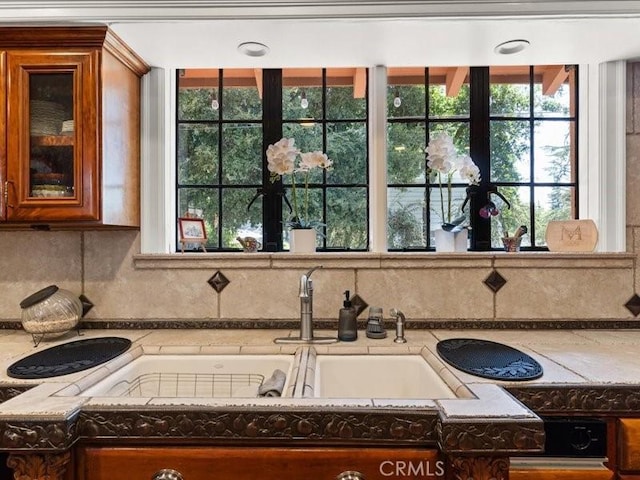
299,265 -> 322,341
273,265 -> 337,344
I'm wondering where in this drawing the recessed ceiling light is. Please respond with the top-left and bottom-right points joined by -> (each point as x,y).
237,41 -> 269,57
494,39 -> 530,55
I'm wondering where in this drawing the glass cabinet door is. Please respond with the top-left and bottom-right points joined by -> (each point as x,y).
28,72 -> 75,199
6,51 -> 98,222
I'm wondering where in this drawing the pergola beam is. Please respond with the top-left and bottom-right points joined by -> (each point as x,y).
353,67 -> 366,98
445,67 -> 467,97
542,65 -> 569,96
254,68 -> 263,98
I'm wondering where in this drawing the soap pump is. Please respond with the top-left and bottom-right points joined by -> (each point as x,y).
338,290 -> 357,341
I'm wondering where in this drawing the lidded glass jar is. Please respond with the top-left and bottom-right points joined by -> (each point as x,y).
20,285 -> 83,338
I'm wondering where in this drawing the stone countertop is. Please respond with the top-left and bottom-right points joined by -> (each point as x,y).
0,327 -> 639,454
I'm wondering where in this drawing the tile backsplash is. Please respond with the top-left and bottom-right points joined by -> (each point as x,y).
2,61 -> 640,326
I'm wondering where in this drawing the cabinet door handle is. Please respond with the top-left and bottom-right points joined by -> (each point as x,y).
152,469 -> 184,480
336,471 -> 365,480
4,181 -> 14,209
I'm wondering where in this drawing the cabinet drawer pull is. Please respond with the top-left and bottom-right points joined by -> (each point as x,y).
152,469 -> 184,480
336,471 -> 365,480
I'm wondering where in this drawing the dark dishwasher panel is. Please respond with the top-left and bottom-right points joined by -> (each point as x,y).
542,417 -> 607,457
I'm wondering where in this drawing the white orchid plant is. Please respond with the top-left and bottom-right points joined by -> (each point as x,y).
426,132 -> 481,230
266,137 -> 333,230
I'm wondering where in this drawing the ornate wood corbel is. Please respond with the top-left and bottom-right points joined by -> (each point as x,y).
447,455 -> 509,480
6,451 -> 71,480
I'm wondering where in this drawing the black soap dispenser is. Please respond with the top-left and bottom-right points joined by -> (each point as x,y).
338,290 -> 357,341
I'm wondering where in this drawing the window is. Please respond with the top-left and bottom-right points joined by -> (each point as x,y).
176,68 -> 369,252
386,65 -> 578,251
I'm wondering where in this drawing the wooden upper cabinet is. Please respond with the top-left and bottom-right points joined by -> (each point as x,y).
0,26 -> 149,227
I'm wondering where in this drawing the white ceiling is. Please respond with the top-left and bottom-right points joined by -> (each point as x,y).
109,17 -> 640,68
1,1 -> 640,67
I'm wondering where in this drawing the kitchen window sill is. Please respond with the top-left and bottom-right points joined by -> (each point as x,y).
132,251 -> 635,270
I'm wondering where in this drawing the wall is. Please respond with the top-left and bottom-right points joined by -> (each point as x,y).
1,62 -> 640,326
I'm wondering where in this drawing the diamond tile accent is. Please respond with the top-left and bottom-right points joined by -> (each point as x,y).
484,270 -> 507,293
79,294 -> 94,317
625,294 -> 640,316
208,271 -> 230,293
351,294 -> 369,318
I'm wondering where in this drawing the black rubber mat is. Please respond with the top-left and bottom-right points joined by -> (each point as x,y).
7,337 -> 131,379
436,338 -> 543,381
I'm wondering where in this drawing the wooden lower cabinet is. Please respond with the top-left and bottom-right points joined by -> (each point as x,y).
75,446 -> 444,480
620,419 -> 640,473
510,468 -> 613,480
511,458 -> 613,480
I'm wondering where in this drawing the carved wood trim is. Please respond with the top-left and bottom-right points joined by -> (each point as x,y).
447,455 -> 509,480
438,419 -> 544,453
77,408 -> 440,445
508,385 -> 640,414
7,451 -> 71,480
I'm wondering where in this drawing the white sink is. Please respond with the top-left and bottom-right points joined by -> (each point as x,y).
81,354 -> 295,398
313,355 -> 456,399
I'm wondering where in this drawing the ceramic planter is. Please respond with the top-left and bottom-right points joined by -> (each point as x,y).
289,228 -> 317,253
434,228 -> 468,252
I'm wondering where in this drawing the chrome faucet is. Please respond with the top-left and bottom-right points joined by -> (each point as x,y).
390,308 -> 407,343
299,265 -> 322,341
274,265 -> 338,344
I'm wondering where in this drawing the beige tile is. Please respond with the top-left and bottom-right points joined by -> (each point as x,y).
83,231 -> 219,319
84,397 -> 152,407
158,345 -> 202,354
527,342 -> 640,383
239,345 -> 283,354
495,267 -> 634,318
430,329 -> 598,345
571,329 -> 640,344
634,227 -> 640,289
0,383 -> 87,419
493,253 -> 634,269
380,254 -> 492,269
438,383 -> 536,418
627,134 -> 640,226
141,329 -> 289,346
372,399 -> 438,408
219,268 -> 354,319
134,254 -> 272,270
199,345 -> 242,354
271,253 -> 381,270
69,366 -> 113,392
357,269 -> 493,319
0,231 -> 82,320
368,345 -> 412,354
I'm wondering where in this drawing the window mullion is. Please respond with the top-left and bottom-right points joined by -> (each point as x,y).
262,69 -> 284,252
469,66 -> 491,251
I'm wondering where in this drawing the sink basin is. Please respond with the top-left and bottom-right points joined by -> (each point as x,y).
80,354 -> 295,398
313,355 -> 456,399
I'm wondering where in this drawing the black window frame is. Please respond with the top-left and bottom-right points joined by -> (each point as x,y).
176,68 -> 370,252
387,65 -> 578,251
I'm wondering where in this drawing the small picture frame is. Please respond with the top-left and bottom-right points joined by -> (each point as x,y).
178,217 -> 207,253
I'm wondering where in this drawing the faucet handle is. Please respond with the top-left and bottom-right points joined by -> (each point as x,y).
300,265 -> 323,298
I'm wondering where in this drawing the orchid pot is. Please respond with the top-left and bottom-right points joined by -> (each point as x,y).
289,228 -> 317,253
